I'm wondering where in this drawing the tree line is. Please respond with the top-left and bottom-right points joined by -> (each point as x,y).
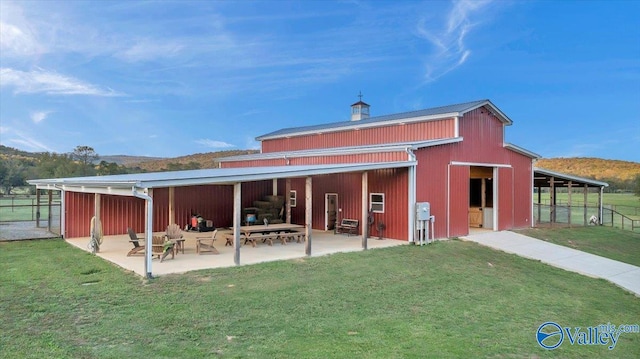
0,146 -> 134,195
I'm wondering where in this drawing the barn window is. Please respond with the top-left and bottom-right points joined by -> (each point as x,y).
370,193 -> 385,213
289,190 -> 297,207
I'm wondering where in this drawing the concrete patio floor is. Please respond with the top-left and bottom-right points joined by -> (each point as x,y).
66,229 -> 408,277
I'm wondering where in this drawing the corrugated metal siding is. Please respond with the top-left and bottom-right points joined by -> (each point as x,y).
311,173 -> 363,233
413,106 -> 531,238
498,167 -> 514,230
368,168 -> 409,240
510,153 -> 533,228
448,165 -> 470,237
262,118 -> 455,152
221,152 -> 408,169
65,192 -> 94,238
101,195 -> 145,234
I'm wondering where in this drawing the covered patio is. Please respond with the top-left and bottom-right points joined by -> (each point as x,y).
66,229 -> 407,276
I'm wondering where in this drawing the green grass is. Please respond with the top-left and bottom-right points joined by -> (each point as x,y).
538,192 -> 640,217
515,226 -> 640,267
1,238 -> 639,358
0,197 -> 59,222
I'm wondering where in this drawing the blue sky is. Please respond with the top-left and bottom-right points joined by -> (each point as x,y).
1,0 -> 639,162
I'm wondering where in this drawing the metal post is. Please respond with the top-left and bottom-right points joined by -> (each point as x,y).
233,183 -> 241,265
305,176 -> 312,256
361,171 -> 368,250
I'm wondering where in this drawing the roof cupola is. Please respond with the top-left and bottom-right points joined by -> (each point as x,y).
350,91 -> 370,121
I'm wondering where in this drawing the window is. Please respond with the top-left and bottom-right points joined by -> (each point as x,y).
370,193 -> 384,213
289,190 -> 297,207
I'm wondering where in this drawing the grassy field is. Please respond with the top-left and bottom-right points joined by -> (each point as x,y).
0,196 -> 60,222
538,193 -> 640,217
1,238 -> 639,358
516,226 -> 640,267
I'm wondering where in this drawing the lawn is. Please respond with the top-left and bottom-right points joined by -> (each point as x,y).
515,226 -> 640,267
1,238 -> 639,358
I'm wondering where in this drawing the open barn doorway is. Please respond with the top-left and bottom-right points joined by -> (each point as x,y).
469,166 -> 495,230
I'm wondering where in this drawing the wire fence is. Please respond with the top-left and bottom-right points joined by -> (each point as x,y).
0,194 -> 62,235
534,203 -> 640,232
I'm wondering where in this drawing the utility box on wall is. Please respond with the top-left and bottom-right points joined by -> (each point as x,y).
416,202 -> 431,221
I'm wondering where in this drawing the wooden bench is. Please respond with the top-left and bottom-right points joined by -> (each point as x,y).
224,233 -> 281,247
335,219 -> 359,236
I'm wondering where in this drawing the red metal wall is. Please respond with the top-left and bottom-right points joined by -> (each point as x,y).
414,107 -> 533,238
281,169 -> 408,240
64,181 -> 276,239
497,167 -> 514,230
65,192 -> 94,238
448,165 -> 470,237
261,118 -> 455,152
221,151 -> 408,168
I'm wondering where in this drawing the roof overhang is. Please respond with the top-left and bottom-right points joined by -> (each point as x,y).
219,137 -> 463,162
28,161 -> 417,195
504,143 -> 541,159
533,167 -> 609,188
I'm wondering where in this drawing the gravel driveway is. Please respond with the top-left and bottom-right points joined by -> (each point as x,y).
0,221 -> 59,241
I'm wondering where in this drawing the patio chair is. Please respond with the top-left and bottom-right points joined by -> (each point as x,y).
166,223 -> 185,254
196,229 -> 219,254
152,235 -> 174,262
127,227 -> 145,256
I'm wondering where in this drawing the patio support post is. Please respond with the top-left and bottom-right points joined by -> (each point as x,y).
537,186 -> 541,224
233,183 -> 242,265
305,176 -> 312,256
550,176 -> 555,225
583,184 -> 588,226
36,189 -> 41,227
599,186 -> 604,225
133,188 -> 154,279
361,171 -> 368,250
285,178 -> 291,224
169,187 -> 175,225
567,181 -> 572,227
272,179 -> 278,196
47,190 -> 52,232
94,193 -> 101,226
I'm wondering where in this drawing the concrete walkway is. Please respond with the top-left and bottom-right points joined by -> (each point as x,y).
461,231 -> 640,297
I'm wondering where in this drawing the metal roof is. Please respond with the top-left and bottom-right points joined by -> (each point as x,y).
219,137 -> 463,162
256,99 -> 512,141
28,161 -> 416,195
533,167 -> 609,188
504,143 -> 541,159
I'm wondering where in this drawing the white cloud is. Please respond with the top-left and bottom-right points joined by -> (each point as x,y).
30,110 -> 52,123
0,2 -> 46,58
416,0 -> 494,82
6,129 -> 56,152
0,68 -> 123,96
115,39 -> 184,63
194,139 -> 235,148
0,126 -> 8,134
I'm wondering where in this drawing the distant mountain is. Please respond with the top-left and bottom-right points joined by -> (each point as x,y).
125,150 -> 260,171
536,157 -> 640,183
98,155 -> 166,166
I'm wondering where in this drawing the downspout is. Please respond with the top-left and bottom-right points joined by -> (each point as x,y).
133,187 -> 154,279
406,147 -> 417,242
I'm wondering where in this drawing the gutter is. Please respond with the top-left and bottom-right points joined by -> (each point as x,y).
133,187 -> 154,279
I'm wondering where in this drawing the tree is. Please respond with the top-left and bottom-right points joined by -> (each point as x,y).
635,175 -> 640,198
72,146 -> 98,176
0,158 -> 26,194
97,161 -> 127,175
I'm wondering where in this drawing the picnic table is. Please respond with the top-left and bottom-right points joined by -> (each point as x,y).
225,223 -> 305,247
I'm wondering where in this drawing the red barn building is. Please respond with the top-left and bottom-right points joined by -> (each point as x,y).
219,99 -> 538,239
29,99 -> 540,277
